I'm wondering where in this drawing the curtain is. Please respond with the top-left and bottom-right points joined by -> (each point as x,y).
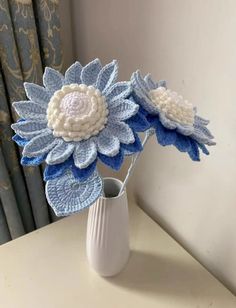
0,0 -> 63,244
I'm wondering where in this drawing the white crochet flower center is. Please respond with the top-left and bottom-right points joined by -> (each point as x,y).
46,84 -> 108,142
149,87 -> 194,126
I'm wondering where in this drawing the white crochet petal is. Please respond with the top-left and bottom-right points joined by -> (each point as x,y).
81,58 -> 102,85
11,120 -> 48,139
64,61 -> 82,84
24,82 -> 51,107
23,130 -> 59,157
43,67 -> 64,94
106,121 -> 135,144
96,60 -> 118,93
73,140 -> 97,169
13,101 -> 47,120
46,170 -> 103,216
96,129 -> 120,157
109,99 -> 139,120
46,140 -> 75,165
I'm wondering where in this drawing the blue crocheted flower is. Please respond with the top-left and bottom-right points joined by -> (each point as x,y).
12,59 -> 146,183
131,71 -> 215,161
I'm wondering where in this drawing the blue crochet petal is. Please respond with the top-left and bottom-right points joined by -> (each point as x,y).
132,71 -> 149,94
64,61 -> 82,84
12,134 -> 29,147
197,142 -> 209,155
155,120 -> 177,146
174,134 -> 191,152
144,74 -> 158,90
24,82 -> 51,107
98,149 -> 124,171
21,155 -> 46,166
121,132 -> 143,155
43,158 -> 73,181
108,99 -> 139,121
22,130 -> 58,157
96,129 -> 120,156
13,101 -> 47,120
11,120 -> 48,139
46,140 -> 75,165
46,170 -> 103,217
105,82 -> 131,103
157,80 -> 167,88
125,111 -> 150,132
188,139 -> 200,161
81,58 -> 102,85
43,67 -> 64,94
106,121 -> 134,144
71,160 -> 97,182
96,60 -> 118,93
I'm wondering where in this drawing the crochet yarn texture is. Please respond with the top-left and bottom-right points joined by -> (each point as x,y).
11,59 -> 149,215
131,71 -> 215,161
12,59 -> 145,177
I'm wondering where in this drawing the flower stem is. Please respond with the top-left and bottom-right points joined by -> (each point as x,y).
118,128 -> 155,196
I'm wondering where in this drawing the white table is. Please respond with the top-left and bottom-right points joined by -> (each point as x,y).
0,200 -> 235,308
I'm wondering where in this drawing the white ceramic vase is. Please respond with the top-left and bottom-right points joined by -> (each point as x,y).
86,177 -> 130,277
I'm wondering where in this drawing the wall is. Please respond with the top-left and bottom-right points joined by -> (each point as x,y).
62,0 -> 236,294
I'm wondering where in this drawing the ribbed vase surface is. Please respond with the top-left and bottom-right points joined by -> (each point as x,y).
86,177 -> 130,277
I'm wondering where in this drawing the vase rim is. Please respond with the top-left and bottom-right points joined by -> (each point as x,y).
101,177 -> 125,200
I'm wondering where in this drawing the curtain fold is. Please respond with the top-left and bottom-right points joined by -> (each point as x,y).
0,0 -> 63,244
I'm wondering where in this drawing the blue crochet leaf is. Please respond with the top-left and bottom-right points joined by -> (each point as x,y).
125,111 -> 150,132
12,134 -> 29,147
121,132 -> 143,155
21,155 -> 46,166
64,61 -> 82,84
44,158 -> 73,181
98,149 -> 124,171
71,160 -> 97,182
81,58 -> 102,86
96,60 -> 118,93
46,170 -> 103,217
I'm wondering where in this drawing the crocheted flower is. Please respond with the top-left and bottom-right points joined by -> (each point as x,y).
11,59 -> 146,183
131,71 -> 215,160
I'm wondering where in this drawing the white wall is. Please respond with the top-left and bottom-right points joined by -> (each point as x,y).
62,0 -> 236,294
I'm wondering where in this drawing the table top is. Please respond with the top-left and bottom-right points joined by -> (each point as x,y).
0,199 -> 235,308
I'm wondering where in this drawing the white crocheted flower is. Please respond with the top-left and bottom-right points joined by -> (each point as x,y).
47,84 -> 109,142
149,87 -> 194,126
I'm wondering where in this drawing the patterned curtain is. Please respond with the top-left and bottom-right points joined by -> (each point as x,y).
0,0 -> 63,244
